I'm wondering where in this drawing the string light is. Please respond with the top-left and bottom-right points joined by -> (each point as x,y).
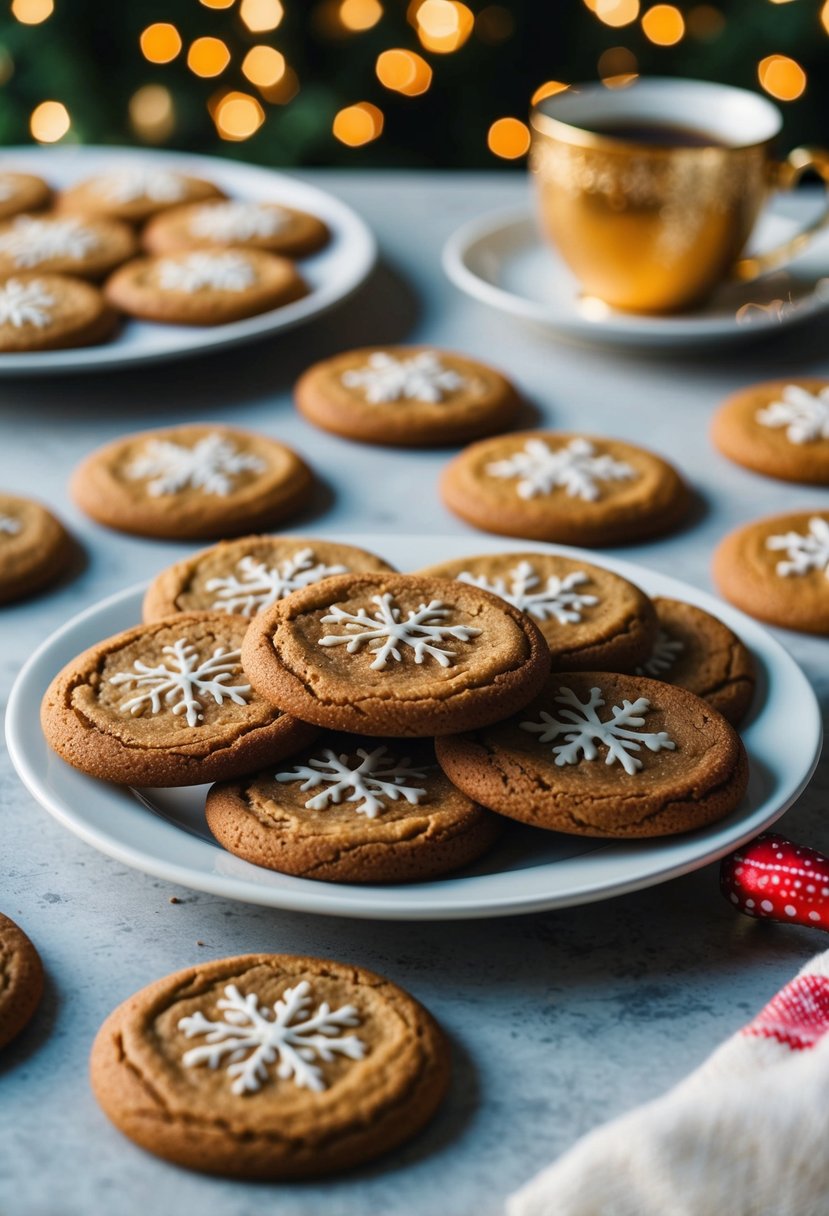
758,54 -> 806,101
686,5 -> 725,39
641,4 -> 685,44
487,117 -> 530,159
414,1 -> 474,53
531,80 -> 568,105
340,0 -> 383,30
475,5 -> 514,42
11,0 -> 53,24
242,45 -> 286,87
376,49 -> 432,95
129,85 -> 175,143
140,23 -> 182,64
333,102 -> 384,146
595,0 -> 640,28
598,46 -> 638,87
239,0 -> 283,33
187,36 -> 231,77
30,100 -> 70,143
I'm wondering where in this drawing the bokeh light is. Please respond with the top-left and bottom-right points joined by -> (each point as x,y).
200,0 -> 235,7
475,4 -> 514,42
598,46 -> 639,87
214,91 -> 265,139
11,0 -> 53,25
187,37 -> 231,78
242,45 -> 286,88
414,1 -> 474,53
140,23 -> 182,65
239,0 -> 284,33
758,54 -> 806,101
340,0 -> 383,30
30,100 -> 70,143
258,66 -> 299,104
687,5 -> 725,39
642,4 -> 685,44
595,0 -> 640,28
0,50 -> 14,87
488,117 -> 530,159
376,49 -> 432,96
531,80 -> 568,105
333,101 -> 384,146
129,85 -> 175,143
821,0 -> 829,34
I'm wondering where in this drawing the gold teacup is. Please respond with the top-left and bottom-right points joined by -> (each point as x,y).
530,78 -> 829,314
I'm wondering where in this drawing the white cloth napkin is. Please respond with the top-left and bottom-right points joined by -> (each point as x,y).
507,950 -> 829,1216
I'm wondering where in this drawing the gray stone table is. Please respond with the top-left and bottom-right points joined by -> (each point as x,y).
2,171 -> 828,1216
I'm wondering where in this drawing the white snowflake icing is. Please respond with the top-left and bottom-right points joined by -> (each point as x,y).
0,278 -> 55,328
190,201 -> 289,242
126,433 -> 266,498
109,639 -> 250,728
156,251 -> 257,293
179,981 -> 366,1095
636,630 -> 685,677
206,548 -> 348,616
756,384 -> 829,445
766,516 -> 829,579
521,685 -> 676,776
319,593 -> 481,670
0,514 -> 21,536
341,351 -> 466,404
276,745 -> 429,819
486,437 -> 636,502
91,168 -> 187,204
457,561 -> 598,625
0,216 -> 100,267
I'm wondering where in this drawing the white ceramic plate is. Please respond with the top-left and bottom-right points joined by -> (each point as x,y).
0,146 -> 376,375
6,534 -> 821,921
443,204 -> 829,349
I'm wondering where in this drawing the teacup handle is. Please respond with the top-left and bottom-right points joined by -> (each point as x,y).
735,146 -> 829,282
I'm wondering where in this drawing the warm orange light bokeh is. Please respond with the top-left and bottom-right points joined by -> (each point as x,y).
214,91 -> 265,139
686,5 -> 725,39
200,0 -> 235,7
758,54 -> 806,101
242,46 -> 286,88
11,0 -> 53,25
30,100 -> 70,143
414,0 -> 474,53
595,0 -> 640,28
187,37 -> 231,78
239,0 -> 284,33
642,4 -> 685,45
488,117 -> 531,159
376,49 -> 432,95
598,46 -> 638,87
129,85 -> 175,143
531,80 -> 568,105
333,102 -> 384,146
140,23 -> 182,65
340,0 -> 383,30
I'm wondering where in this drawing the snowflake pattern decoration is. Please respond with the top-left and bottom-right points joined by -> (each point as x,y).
341,351 -> 466,404
109,638 -> 251,728
521,685 -> 676,776
0,217 -> 100,267
91,168 -> 187,205
319,593 -> 481,670
457,561 -> 599,625
126,433 -> 266,498
190,202 -> 289,243
486,437 -> 636,502
0,514 -> 21,536
636,630 -> 685,677
157,252 -> 257,293
0,278 -> 55,328
207,548 -> 348,616
756,384 -> 829,445
766,517 -> 829,579
276,746 -> 429,819
179,981 -> 366,1095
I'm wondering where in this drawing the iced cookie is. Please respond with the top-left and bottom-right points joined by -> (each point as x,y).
242,572 -> 550,736
441,431 -> 690,545
417,551 -> 657,671
90,952 -> 449,1178
713,511 -> 829,635
0,913 -> 43,1050
144,199 -> 329,259
436,670 -> 748,838
104,249 -> 307,326
0,214 -> 137,280
41,613 -> 318,787
712,379 -> 829,485
206,735 -> 502,883
143,536 -> 395,622
0,172 -> 52,221
635,597 -> 755,727
0,274 -> 117,352
295,346 -> 521,448
71,424 -> 314,541
0,492 -> 74,603
58,167 -> 223,225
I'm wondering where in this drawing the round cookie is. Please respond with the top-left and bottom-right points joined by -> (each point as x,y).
0,274 -> 117,352
436,670 -> 749,838
0,172 -> 52,221
635,597 -> 755,726
0,214 -> 137,280
0,492 -> 74,603
71,424 -> 314,541
104,249 -> 307,326
295,346 -> 521,448
206,735 -> 502,883
417,551 -> 657,672
713,511 -> 829,635
0,913 -> 43,1050
58,168 -> 224,224
143,536 -> 396,622
712,379 -> 829,485
441,431 -> 690,545
40,613 -> 318,787
90,952 -> 449,1178
144,200 -> 329,259
242,572 -> 551,737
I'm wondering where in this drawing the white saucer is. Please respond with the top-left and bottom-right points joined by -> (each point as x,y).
5,534 -> 821,921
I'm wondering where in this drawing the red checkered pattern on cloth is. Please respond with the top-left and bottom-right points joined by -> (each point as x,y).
742,973 -> 829,1051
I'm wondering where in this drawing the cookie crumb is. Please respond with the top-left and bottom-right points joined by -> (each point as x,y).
168,896 -> 181,904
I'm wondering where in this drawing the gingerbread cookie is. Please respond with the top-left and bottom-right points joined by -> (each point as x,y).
105,249 -> 306,326
144,200 -> 329,259
41,613 -> 317,787
0,913 -> 43,1050
242,572 -> 550,736
417,551 -> 657,671
0,172 -> 52,221
71,424 -> 314,541
295,346 -> 522,448
90,952 -> 449,1178
143,536 -> 395,622
207,735 -> 501,883
712,379 -> 829,485
436,671 -> 748,838
0,274 -> 117,352
0,492 -> 74,603
0,214 -> 137,280
441,431 -> 690,545
58,167 -> 223,225
713,511 -> 829,635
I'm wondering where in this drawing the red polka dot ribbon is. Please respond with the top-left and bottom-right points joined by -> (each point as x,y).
720,832 -> 829,930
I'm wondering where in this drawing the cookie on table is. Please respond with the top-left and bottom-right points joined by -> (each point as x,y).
71,424 -> 314,541
207,734 -> 501,883
713,511 -> 829,635
144,199 -> 329,259
105,249 -> 307,326
58,167 -> 224,225
0,913 -> 43,1050
712,379 -> 829,485
436,671 -> 748,838
417,551 -> 657,672
441,431 -> 690,545
0,214 -> 137,281
0,492 -> 74,603
41,613 -> 317,787
635,597 -> 755,727
295,346 -> 521,448
90,952 -> 449,1178
242,572 -> 550,737
0,172 -> 52,221
143,536 -> 395,622
0,274 -> 117,353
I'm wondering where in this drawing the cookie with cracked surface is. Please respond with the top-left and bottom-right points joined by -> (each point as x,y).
0,913 -> 43,1050
143,199 -> 330,259
242,572 -> 551,737
435,671 -> 748,838
416,551 -> 657,672
295,346 -> 522,448
58,168 -> 223,224
0,214 -> 137,281
90,952 -> 449,1178
441,431 -> 690,545
206,735 -> 502,883
71,424 -> 314,541
0,274 -> 117,352
105,249 -> 306,326
712,379 -> 829,486
0,492 -> 75,603
40,613 -> 318,787
0,172 -> 52,221
143,536 -> 396,622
